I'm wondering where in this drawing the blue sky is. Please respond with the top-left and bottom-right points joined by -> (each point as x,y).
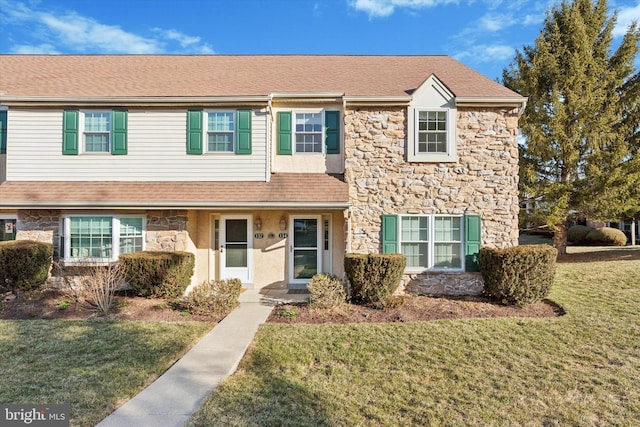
1,0 -> 639,81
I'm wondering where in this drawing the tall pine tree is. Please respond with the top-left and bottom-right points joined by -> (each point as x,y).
503,0 -> 640,254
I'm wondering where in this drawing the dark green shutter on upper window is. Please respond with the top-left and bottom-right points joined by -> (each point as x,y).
111,110 -> 128,155
0,110 -> 7,154
277,111 -> 292,155
381,214 -> 399,254
187,110 -> 203,155
465,214 -> 482,272
325,110 -> 340,154
235,109 -> 252,154
62,110 -> 79,155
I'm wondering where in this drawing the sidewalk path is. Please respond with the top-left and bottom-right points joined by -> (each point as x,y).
96,300 -> 274,427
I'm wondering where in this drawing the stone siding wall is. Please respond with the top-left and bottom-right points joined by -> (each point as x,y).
16,210 -> 61,254
344,106 -> 519,295
145,210 -> 189,252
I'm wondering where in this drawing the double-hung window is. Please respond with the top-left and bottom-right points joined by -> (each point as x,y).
207,112 -> 235,152
391,215 -> 465,271
63,215 -> 144,262
417,111 -> 447,154
83,112 -> 111,153
295,112 -> 323,153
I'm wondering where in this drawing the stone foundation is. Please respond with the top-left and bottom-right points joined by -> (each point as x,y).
404,272 -> 484,296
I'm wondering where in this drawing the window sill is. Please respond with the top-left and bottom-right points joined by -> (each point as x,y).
62,259 -> 116,267
407,154 -> 458,163
404,268 -> 465,274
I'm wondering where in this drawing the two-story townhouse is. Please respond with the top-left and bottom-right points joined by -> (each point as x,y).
0,55 -> 525,295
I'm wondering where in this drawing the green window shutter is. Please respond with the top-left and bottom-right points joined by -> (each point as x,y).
325,110 -> 340,154
277,111 -> 292,155
465,214 -> 482,272
187,110 -> 203,155
62,110 -> 79,155
111,110 -> 128,155
381,214 -> 399,254
0,110 -> 6,154
235,109 -> 252,154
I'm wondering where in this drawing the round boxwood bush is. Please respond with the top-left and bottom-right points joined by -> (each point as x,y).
344,253 -> 406,306
567,225 -> 593,244
0,240 -> 54,296
585,227 -> 627,246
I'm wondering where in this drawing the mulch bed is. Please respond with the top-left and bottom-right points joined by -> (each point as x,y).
268,295 -> 563,324
0,290 -> 221,322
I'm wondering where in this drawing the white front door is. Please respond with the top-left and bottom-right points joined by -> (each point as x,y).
289,215 -> 322,285
220,215 -> 252,284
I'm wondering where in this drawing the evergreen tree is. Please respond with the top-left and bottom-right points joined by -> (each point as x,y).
503,0 -> 640,254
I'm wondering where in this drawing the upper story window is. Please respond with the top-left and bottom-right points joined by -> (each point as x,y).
83,112 -> 111,153
63,109 -> 128,155
295,112 -> 323,153
207,111 -> 235,152
186,109 -> 252,155
277,110 -> 340,156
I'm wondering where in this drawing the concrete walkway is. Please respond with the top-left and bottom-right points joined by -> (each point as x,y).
97,289 -> 306,427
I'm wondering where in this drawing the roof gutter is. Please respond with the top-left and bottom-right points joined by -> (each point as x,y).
0,96 -> 271,108
1,201 -> 352,210
455,96 -> 527,110
343,96 -> 412,106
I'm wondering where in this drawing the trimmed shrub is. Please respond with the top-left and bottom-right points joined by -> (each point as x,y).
479,245 -> 557,307
307,273 -> 346,309
585,227 -> 627,246
0,240 -> 53,296
344,253 -> 406,305
185,278 -> 242,316
567,225 -> 593,244
120,251 -> 194,298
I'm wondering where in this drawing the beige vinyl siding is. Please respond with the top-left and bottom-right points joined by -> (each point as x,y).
6,109 -> 268,181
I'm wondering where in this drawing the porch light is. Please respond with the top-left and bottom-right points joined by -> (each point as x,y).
279,216 -> 287,231
255,217 -> 262,230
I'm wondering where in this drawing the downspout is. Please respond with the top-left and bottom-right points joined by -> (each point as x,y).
266,97 -> 272,182
342,96 -> 347,174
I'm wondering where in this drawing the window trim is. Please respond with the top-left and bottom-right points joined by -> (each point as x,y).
80,110 -> 112,154
398,214 -> 465,272
407,107 -> 457,163
62,215 -> 145,264
204,110 -> 236,153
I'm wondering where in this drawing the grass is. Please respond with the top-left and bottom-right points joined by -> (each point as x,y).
189,251 -> 640,426
0,320 -> 214,426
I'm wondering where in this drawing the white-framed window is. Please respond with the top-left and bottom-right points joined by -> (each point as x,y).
62,215 -> 144,262
407,108 -> 456,162
399,215 -> 463,271
82,111 -> 111,153
206,111 -> 235,152
295,111 -> 323,153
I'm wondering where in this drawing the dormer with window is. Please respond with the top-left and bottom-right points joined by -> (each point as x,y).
407,75 -> 457,163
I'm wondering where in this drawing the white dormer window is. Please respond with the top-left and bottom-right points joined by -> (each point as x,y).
407,75 -> 457,162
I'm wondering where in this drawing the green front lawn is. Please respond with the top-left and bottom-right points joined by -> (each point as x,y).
190,253 -> 640,426
0,320 -> 214,426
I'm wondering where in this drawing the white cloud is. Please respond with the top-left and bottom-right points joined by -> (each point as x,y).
479,13 -> 516,31
349,0 -> 456,18
0,0 -> 215,54
455,44 -> 514,63
613,2 -> 640,37
11,43 -> 60,54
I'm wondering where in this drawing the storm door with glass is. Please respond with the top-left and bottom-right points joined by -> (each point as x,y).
289,216 -> 322,285
220,215 -> 252,283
